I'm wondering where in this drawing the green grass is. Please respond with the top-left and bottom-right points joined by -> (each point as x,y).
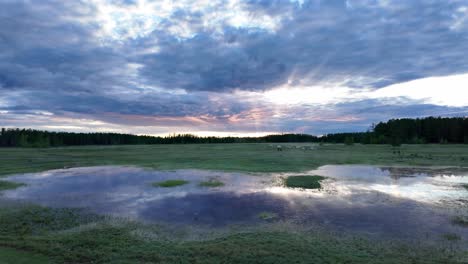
0,207 -> 464,264
0,144 -> 467,177
199,179 -> 224,187
0,247 -> 49,264
1,144 -> 467,263
0,180 -> 25,191
285,175 -> 326,189
152,179 -> 189,187
0,206 -> 101,237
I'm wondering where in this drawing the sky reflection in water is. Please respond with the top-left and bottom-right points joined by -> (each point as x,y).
2,165 -> 467,239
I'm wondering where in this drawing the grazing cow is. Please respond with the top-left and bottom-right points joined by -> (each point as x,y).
277,145 -> 282,151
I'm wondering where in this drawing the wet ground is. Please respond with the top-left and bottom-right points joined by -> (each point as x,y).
1,165 -> 467,241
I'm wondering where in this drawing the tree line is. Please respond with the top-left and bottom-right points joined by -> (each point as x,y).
1,117 -> 467,147
321,117 -> 468,145
0,128 -> 319,147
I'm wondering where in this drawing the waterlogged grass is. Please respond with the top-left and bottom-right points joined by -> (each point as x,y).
0,207 -> 464,264
1,144 -> 467,177
0,180 -> 25,191
0,205 -> 101,237
199,179 -> 224,187
1,145 -> 467,262
285,175 -> 326,189
152,179 -> 189,187
442,233 -> 462,241
0,247 -> 49,264
258,212 -> 278,220
452,216 -> 468,227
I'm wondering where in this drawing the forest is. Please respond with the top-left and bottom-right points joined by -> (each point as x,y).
1,117 -> 467,147
317,117 -> 468,145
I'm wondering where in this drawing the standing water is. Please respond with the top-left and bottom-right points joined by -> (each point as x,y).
1,165 -> 467,241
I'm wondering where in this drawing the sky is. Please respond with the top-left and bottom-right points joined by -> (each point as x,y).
0,0 -> 467,136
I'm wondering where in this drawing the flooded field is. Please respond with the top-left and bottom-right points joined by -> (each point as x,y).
1,165 -> 467,241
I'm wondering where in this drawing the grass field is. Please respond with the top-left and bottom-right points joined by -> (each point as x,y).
0,247 -> 49,264
152,179 -> 189,187
199,179 -> 224,187
0,180 -> 25,191
285,175 -> 326,189
0,205 -> 464,264
0,143 -> 467,177
0,144 -> 467,263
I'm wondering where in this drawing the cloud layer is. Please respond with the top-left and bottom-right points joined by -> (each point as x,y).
0,0 -> 467,135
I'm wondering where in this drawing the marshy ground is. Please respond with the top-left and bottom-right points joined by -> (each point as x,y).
0,144 -> 467,263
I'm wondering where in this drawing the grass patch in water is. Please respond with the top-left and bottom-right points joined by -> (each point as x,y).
285,175 -> 326,189
258,212 -> 278,220
462,184 -> 468,190
442,233 -> 461,241
199,179 -> 224,187
452,216 -> 468,227
152,180 -> 189,188
0,180 -> 25,191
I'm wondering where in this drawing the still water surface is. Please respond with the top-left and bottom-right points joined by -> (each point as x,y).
2,165 -> 467,240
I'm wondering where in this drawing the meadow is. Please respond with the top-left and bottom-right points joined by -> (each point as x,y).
0,143 -> 467,263
1,143 -> 467,177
